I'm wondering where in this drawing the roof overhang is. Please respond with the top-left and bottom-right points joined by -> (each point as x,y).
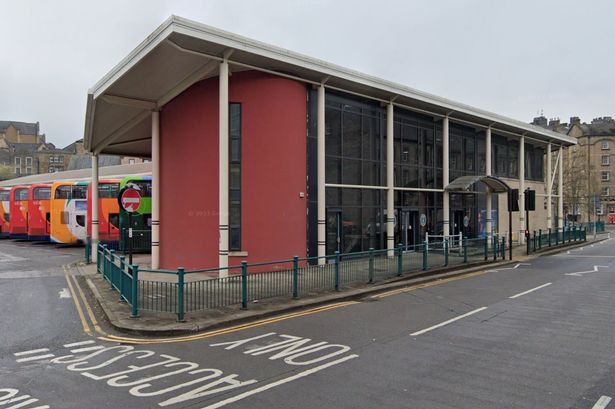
445,175 -> 510,193
84,15 -> 577,157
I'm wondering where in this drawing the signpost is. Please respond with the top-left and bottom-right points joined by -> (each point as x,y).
119,188 -> 142,265
507,189 -> 519,260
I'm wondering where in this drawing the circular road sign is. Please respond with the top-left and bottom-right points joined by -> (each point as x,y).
419,213 -> 427,227
120,188 -> 142,213
463,215 -> 470,227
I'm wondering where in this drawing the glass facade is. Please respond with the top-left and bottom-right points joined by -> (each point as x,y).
307,89 -> 546,256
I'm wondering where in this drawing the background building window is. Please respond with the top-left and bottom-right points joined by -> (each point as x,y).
602,187 -> 610,196
14,157 -> 21,166
128,158 -> 135,164
25,157 -> 32,165
602,141 -> 610,150
602,155 -> 610,166
601,171 -> 610,181
229,103 -> 242,251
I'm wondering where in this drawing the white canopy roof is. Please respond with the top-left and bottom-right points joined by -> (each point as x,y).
84,15 -> 576,157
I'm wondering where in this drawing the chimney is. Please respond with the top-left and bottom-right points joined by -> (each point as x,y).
548,118 -> 560,128
532,116 -> 548,128
570,117 -> 581,126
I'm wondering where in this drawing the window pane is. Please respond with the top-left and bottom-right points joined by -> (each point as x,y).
342,189 -> 361,206
342,111 -> 361,158
325,107 -> 341,157
342,159 -> 361,185
325,157 -> 341,184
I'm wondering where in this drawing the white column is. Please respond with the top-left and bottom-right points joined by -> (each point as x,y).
547,143 -> 552,229
558,146 -> 564,229
386,103 -> 395,256
485,127 -> 492,243
519,135 -> 525,244
151,110 -> 160,269
442,116 -> 450,236
219,60 -> 229,275
316,85 -> 326,264
91,154 -> 99,263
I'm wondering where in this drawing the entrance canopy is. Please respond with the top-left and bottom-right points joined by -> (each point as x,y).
444,175 -> 510,193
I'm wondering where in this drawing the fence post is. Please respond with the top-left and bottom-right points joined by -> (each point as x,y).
109,250 -> 116,288
241,261 -> 248,310
85,237 -> 91,264
548,228 -> 552,247
177,267 -> 185,322
130,264 -> 139,318
444,239 -> 449,267
463,236 -> 468,263
538,229 -> 542,249
292,256 -> 299,299
501,236 -> 506,259
118,256 -> 126,302
584,227 -> 587,242
484,236 -> 488,261
422,240 -> 428,270
492,236 -> 497,261
334,251 -> 341,291
102,244 -> 108,279
368,248 -> 374,283
397,244 -> 403,277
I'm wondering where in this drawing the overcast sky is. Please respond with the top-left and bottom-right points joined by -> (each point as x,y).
1,0 -> 614,147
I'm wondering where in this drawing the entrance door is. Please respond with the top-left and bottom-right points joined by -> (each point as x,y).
397,209 -> 419,250
326,209 -> 342,255
453,210 -> 464,236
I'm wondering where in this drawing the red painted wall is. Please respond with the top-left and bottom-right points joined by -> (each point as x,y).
160,70 -> 307,270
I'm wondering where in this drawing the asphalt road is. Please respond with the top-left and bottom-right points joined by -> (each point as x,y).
2,238 -> 615,408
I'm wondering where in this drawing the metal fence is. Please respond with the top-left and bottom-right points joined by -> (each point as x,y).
527,226 -> 587,254
94,236 -> 516,321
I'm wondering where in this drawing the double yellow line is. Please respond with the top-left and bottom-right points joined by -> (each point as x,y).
62,266 -> 358,345
63,264 -> 107,337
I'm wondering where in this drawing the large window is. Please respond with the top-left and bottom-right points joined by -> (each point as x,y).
229,103 -> 242,251
524,144 -> 544,181
33,187 -> 51,200
15,188 -> 28,201
325,94 -> 384,187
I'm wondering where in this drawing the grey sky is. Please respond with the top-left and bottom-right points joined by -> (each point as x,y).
1,0 -> 614,148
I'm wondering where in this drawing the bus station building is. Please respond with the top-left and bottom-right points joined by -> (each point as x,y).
84,16 -> 577,271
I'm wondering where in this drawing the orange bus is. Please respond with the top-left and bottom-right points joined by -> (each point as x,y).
27,184 -> 52,241
50,181 -> 88,244
87,179 -> 121,247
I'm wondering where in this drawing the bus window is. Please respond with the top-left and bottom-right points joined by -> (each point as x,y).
0,191 -> 9,201
109,213 -> 120,229
76,215 -> 85,227
55,186 -> 71,199
72,186 -> 88,199
75,201 -> 88,211
15,189 -> 28,201
33,187 -> 51,200
99,184 -> 120,198
127,181 -> 151,197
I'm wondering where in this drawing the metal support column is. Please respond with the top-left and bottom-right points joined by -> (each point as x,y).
218,59 -> 229,275
485,126 -> 492,245
387,102 -> 395,257
317,84 -> 326,264
519,135 -> 525,244
442,116 -> 450,236
558,146 -> 564,229
151,110 -> 160,269
547,143 -> 552,229
91,154 -> 99,263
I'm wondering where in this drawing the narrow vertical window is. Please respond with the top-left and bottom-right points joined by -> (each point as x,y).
229,103 -> 242,251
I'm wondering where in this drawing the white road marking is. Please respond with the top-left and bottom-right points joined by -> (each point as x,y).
410,307 -> 487,336
13,348 -> 49,357
487,263 -> 530,273
509,282 -> 552,299
64,340 -> 96,348
16,354 -> 55,363
70,345 -> 105,353
565,265 -> 609,276
58,288 -> 71,298
555,255 -> 615,258
201,354 -> 359,409
592,395 -> 612,409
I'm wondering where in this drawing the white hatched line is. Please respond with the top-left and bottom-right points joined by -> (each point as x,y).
13,348 -> 49,357
509,282 -> 552,299
16,354 -> 55,363
71,345 -> 104,353
410,307 -> 487,336
592,395 -> 612,409
64,340 -> 95,348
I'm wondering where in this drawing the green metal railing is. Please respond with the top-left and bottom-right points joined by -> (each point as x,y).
96,233 -> 544,321
527,226 -> 587,254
